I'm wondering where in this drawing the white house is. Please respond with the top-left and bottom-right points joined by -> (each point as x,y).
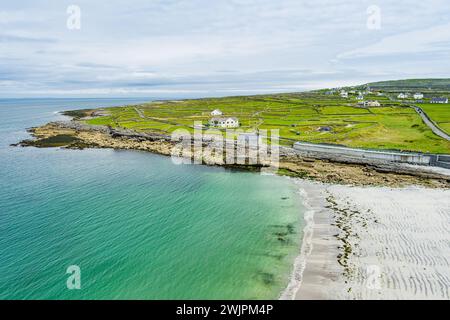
359,100 -> 381,107
340,90 -> 348,98
398,93 -> 408,99
209,117 -> 239,128
356,93 -> 364,100
413,93 -> 424,99
210,109 -> 223,116
367,100 -> 381,107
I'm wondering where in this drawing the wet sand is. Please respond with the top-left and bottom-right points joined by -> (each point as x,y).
283,180 -> 450,300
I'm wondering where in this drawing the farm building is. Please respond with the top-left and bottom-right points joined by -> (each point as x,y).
210,109 -> 223,116
367,100 -> 381,107
413,93 -> 424,99
358,100 -> 381,107
209,117 -> 239,128
430,97 -> 448,104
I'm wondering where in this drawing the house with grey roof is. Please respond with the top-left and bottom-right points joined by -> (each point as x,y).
430,97 -> 448,104
340,90 -> 348,98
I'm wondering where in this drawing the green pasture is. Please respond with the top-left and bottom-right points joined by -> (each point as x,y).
83,91 -> 450,153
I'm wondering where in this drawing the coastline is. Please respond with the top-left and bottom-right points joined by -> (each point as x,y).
289,180 -> 450,300
14,118 -> 450,300
280,180 -> 333,299
16,120 -> 450,188
281,180 -> 344,299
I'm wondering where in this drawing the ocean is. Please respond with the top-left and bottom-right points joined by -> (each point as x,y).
0,98 -> 303,299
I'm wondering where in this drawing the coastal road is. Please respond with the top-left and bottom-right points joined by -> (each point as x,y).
385,93 -> 450,141
412,106 -> 450,141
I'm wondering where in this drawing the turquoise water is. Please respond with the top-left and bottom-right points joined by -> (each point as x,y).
0,98 -> 303,299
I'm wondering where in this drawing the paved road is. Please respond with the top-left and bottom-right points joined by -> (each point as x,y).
412,106 -> 450,141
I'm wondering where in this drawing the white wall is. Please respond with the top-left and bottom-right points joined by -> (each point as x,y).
293,142 -> 432,165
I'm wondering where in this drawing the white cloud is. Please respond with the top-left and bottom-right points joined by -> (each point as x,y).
0,11 -> 27,24
338,22 -> 450,59
0,0 -> 449,97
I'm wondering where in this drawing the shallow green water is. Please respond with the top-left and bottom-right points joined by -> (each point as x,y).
0,98 -> 303,299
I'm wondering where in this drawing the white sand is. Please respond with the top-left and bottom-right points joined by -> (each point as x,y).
284,180 -> 450,300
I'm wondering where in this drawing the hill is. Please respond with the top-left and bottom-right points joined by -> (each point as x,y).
366,78 -> 450,91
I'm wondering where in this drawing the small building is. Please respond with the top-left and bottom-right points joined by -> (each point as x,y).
210,109 -> 223,116
413,93 -> 424,99
398,93 -> 408,99
356,94 -> 364,100
358,100 -> 381,107
430,97 -> 448,104
368,100 -> 381,107
340,90 -> 348,98
209,117 -> 239,128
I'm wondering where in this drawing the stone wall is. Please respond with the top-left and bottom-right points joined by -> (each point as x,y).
293,142 -> 435,166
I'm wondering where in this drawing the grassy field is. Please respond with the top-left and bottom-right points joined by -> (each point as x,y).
83,89 -> 450,154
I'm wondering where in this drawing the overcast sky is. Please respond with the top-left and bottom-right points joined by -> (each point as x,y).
1,0 -> 450,98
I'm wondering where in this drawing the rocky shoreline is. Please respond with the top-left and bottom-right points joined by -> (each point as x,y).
15,120 -> 450,188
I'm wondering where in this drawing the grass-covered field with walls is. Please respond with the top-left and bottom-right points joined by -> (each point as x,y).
83,82 -> 450,154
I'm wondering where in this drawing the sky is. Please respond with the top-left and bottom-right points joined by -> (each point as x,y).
0,0 -> 450,98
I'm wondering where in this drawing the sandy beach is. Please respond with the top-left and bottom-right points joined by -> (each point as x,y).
283,178 -> 450,300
